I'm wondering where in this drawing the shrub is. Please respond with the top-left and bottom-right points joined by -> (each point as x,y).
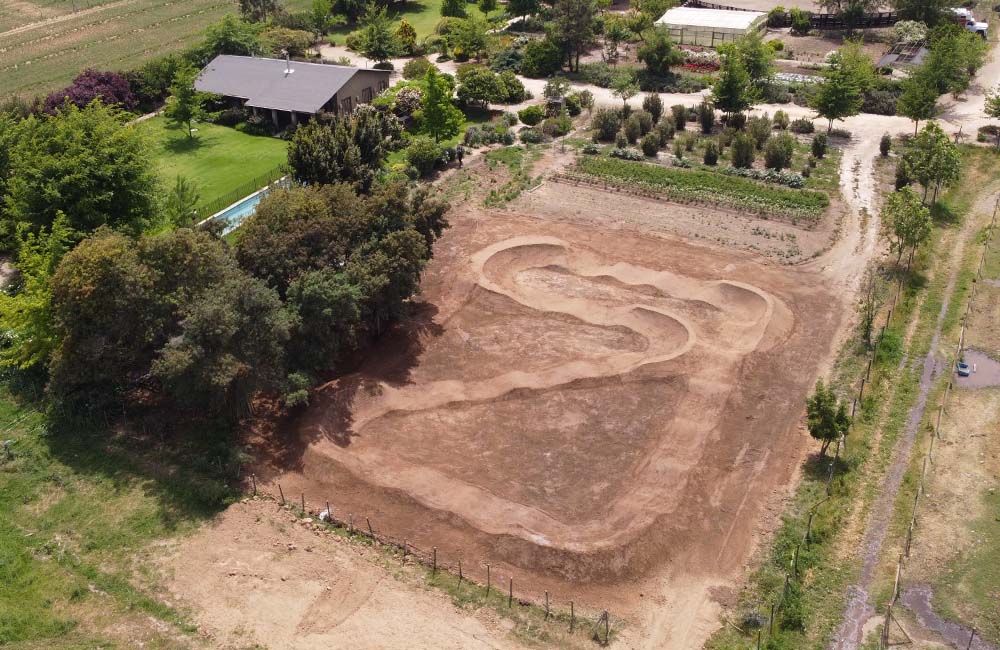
671,104 -> 687,131
518,104 -> 545,126
977,124 -> 1000,144
731,132 -> 756,168
703,140 -> 719,165
520,38 -> 562,78
641,133 -> 661,157
624,114 -> 642,143
212,106 -> 247,127
543,113 -> 573,137
642,93 -> 664,124
520,127 -> 543,143
829,128 -> 851,139
684,134 -> 696,151
441,0 -> 467,18
582,143 -> 600,154
766,5 -> 787,26
490,47 -> 523,73
762,81 -> 792,104
789,7 -> 811,35
564,93 -> 582,116
615,130 -> 629,148
698,102 -> 715,134
592,108 -> 622,141
801,164 -> 811,177
373,61 -> 394,70
403,57 -> 433,80
656,121 -> 675,146
406,136 -> 445,176
764,132 -> 795,170
496,70 -> 528,103
610,147 -> 643,160
773,110 -> 790,130
811,133 -> 827,159
895,160 -> 911,190
635,110 -> 653,135
394,86 -> 424,117
862,88 -> 900,116
727,113 -> 747,130
721,165 -> 804,188
880,133 -> 892,157
747,114 -> 772,150
790,118 -> 815,134
673,139 -> 685,159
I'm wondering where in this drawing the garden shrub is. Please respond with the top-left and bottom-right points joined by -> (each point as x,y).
543,113 -> 573,137
582,143 -> 600,154
727,113 -> 747,130
731,132 -> 756,168
766,5 -> 787,26
790,117 -> 814,134
829,128 -> 851,139
518,104 -> 545,126
641,133 -> 660,157
811,133 -> 827,159
656,121 -> 675,145
789,7 -> 811,35
671,104 -> 687,131
520,127 -> 543,143
880,133 -> 892,156
698,102 -> 715,134
609,147 -> 643,160
403,57 -> 433,80
592,108 -> 622,141
748,114 -> 773,149
577,62 -> 616,88
373,61 -> 394,70
564,93 -> 582,116
643,93 -> 664,124
615,130 -> 629,148
635,109 -> 653,135
764,132 -> 795,170
703,140 -> 719,165
520,38 -> 562,78
406,136 -> 445,176
773,110 -> 790,130
673,139 -> 685,159
624,114 -> 642,143
490,47 -> 523,73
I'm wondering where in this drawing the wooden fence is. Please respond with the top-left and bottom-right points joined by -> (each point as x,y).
683,0 -> 899,29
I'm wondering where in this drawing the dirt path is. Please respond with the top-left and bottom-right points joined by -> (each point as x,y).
0,0 -> 136,39
832,182 -> 998,650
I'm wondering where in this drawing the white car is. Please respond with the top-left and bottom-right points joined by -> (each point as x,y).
949,7 -> 988,38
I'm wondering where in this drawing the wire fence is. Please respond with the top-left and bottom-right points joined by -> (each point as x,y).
877,197 -> 998,650
196,164 -> 291,220
683,0 -> 899,28
244,477 -> 618,646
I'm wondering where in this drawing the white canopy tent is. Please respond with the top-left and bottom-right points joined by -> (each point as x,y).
655,7 -> 766,47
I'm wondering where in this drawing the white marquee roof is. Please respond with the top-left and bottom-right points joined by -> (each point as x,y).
655,6 -> 765,30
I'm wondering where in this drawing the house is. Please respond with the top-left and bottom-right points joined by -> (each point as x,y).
195,54 -> 392,128
655,7 -> 766,47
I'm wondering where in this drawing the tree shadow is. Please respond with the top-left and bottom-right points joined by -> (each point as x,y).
163,133 -> 206,154
931,200 -> 961,227
802,449 -> 850,482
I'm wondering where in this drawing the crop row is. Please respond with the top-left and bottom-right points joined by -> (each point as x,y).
575,157 -> 830,220
1,1 -> 230,96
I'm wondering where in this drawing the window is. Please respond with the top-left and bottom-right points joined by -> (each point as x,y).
362,86 -> 373,102
341,96 -> 353,113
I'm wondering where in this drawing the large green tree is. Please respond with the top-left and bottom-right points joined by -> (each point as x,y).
711,51 -> 755,118
880,186 -> 931,268
896,68 -> 939,135
984,84 -> 1000,149
197,14 -> 264,63
508,0 -> 541,21
357,3 -> 396,63
636,26 -> 683,76
904,121 -> 960,204
552,0 -> 598,72
810,43 -> 873,132
420,67 -> 464,142
4,101 -> 158,238
806,380 -> 851,457
164,62 -> 209,139
892,0 -> 948,25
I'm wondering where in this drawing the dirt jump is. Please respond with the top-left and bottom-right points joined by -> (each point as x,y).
254,183 -> 841,621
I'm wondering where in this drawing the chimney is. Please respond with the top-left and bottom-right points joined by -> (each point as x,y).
282,48 -> 294,76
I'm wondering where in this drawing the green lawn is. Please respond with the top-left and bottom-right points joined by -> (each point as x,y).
137,117 -> 288,216
326,0 -> 488,42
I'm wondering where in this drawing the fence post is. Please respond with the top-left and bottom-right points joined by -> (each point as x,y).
326,501 -> 331,521
433,547 -> 437,574
570,601 -> 575,632
508,577 -> 513,608
278,483 -> 285,505
251,473 -> 257,496
769,603 -> 775,635
301,492 -> 305,514
545,591 -> 550,620
967,628 -> 977,650
367,517 -> 374,538
486,564 -> 491,596
458,560 -> 463,586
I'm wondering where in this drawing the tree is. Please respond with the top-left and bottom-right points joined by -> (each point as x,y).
508,0 -> 541,22
198,14 -> 264,63
262,27 -> 316,57
4,100 -> 157,237
731,31 -> 774,85
456,66 -> 501,108
810,45 -> 873,132
922,25 -> 988,98
611,72 -> 640,109
43,69 -> 137,114
985,85 -> 1000,149
904,121 -> 959,204
806,380 -> 850,457
711,51 -> 755,118
311,0 -> 335,32
286,268 -> 362,374
420,66 -> 464,142
441,0 -> 467,17
395,18 -> 418,54
0,214 -> 72,371
896,69 -> 939,135
239,0 -> 281,22
892,0 -> 947,25
603,15 -> 633,65
163,176 -> 201,227
164,62 -> 209,139
478,0 -> 498,14
287,108 -> 399,191
859,264 -> 879,348
521,37 -> 563,77
636,26 -> 683,76
552,0 -> 598,72
357,3 -> 396,63
543,77 -> 571,101
643,93 -> 663,123
880,186 -> 931,268
449,16 -> 492,62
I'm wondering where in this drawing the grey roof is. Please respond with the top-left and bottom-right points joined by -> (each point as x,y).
195,55 -> 384,114
656,6 -> 765,30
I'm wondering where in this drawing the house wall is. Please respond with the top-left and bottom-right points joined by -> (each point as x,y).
332,69 -> 392,114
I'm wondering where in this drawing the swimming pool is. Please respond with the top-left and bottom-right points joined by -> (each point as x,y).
203,177 -> 290,235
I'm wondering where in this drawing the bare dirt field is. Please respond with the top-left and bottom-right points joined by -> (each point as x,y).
249,150 -> 842,647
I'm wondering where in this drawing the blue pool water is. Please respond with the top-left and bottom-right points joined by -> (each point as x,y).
207,177 -> 290,235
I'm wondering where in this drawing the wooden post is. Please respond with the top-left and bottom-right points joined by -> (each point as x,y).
367,517 -> 374,538
570,601 -> 575,632
967,628 -> 976,650
348,514 -> 354,533
508,577 -> 513,607
251,473 -> 257,496
458,560 -> 463,586
826,461 -> 835,496
325,501 -> 331,522
859,377 -> 866,402
805,512 -> 814,544
769,603 -> 775,635
545,591 -> 550,620
757,629 -> 762,650
433,547 -> 437,574
905,520 -> 913,558
301,492 -> 305,514
604,611 -> 610,645
278,483 -> 285,505
486,564 -> 491,596
402,540 -> 407,558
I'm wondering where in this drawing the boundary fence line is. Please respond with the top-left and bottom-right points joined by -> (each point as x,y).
876,197 -> 998,650
683,0 -> 898,28
243,481 -> 618,646
196,164 -> 290,220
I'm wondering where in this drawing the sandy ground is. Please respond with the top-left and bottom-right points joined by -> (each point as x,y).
159,498 -> 529,650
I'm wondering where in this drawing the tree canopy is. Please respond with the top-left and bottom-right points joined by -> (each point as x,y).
636,26 -> 683,76
806,380 -> 851,457
711,50 -> 755,117
880,186 -> 931,267
419,67 -> 464,142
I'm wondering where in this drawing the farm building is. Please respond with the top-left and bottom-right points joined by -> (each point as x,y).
655,7 -> 766,46
195,55 -> 391,128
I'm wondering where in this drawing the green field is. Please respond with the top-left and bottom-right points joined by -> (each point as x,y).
326,0 -> 487,42
137,116 -> 288,215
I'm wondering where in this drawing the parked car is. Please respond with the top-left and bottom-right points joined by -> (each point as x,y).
949,8 -> 988,38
